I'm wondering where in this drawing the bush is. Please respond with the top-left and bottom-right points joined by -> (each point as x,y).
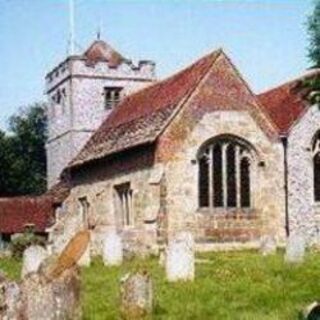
11,232 -> 46,258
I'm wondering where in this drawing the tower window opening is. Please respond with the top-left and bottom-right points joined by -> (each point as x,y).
104,87 -> 122,110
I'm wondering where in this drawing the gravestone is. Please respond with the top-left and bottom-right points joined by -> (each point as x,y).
19,230 -> 89,320
159,249 -> 165,266
103,230 -> 123,266
285,232 -> 305,264
0,271 -> 21,320
77,243 -> 91,267
21,245 -> 48,278
21,265 -> 81,320
165,231 -> 195,282
260,235 -> 277,256
120,272 -> 153,320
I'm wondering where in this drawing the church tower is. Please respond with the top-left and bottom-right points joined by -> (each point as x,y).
45,40 -> 156,187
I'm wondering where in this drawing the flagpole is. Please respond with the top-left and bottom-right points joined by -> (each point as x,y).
69,0 -> 75,55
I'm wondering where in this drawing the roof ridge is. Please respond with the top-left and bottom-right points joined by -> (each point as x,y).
113,49 -> 222,109
67,48 -> 224,169
258,68 -> 320,96
156,50 -> 223,139
220,51 -> 279,138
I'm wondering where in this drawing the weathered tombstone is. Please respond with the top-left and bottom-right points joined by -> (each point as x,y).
103,230 -> 123,266
0,271 -> 22,320
21,265 -> 81,320
285,232 -> 305,264
19,230 -> 90,320
165,231 -> 195,282
260,235 -> 277,256
302,302 -> 320,320
120,272 -> 153,320
21,245 -> 48,278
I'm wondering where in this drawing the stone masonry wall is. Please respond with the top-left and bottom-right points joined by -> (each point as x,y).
158,110 -> 286,244
50,52 -> 286,251
156,54 -> 286,244
287,104 -> 320,245
51,146 -> 161,255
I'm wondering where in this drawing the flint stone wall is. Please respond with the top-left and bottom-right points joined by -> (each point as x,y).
287,104 -> 320,245
46,54 -> 155,188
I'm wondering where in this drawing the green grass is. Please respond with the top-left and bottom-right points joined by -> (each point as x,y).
0,257 -> 22,280
2,251 -> 320,319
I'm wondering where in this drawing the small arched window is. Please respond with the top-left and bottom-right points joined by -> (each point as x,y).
198,136 -> 254,209
313,131 -> 320,202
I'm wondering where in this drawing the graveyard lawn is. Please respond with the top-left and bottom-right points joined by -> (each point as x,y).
1,251 -> 320,319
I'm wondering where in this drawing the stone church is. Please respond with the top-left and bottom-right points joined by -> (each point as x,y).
44,39 -> 320,254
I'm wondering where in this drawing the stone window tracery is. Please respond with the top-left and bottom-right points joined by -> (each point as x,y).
115,182 -> 134,226
313,132 -> 320,202
198,136 -> 253,209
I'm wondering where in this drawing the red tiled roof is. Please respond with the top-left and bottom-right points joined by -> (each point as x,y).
84,40 -> 127,67
0,196 -> 55,234
257,70 -> 320,135
257,82 -> 306,135
0,182 -> 70,234
69,49 -> 223,168
46,180 -> 71,204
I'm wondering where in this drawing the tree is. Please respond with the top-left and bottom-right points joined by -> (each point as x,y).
303,0 -> 320,104
308,0 -> 320,67
0,103 -> 47,197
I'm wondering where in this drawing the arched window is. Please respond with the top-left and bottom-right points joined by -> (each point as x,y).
198,136 -> 254,209
313,132 -> 320,202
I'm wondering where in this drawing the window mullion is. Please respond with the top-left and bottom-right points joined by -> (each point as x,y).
130,190 -> 134,225
208,145 -> 214,211
236,146 -> 241,208
222,143 -> 228,208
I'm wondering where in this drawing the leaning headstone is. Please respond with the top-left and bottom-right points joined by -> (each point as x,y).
302,301 -> 320,319
77,243 -> 91,267
285,232 -> 305,264
19,230 -> 89,320
165,231 -> 195,282
159,249 -> 166,267
103,230 -> 123,266
21,245 -> 48,278
120,272 -> 153,320
260,235 -> 277,256
21,265 -> 81,320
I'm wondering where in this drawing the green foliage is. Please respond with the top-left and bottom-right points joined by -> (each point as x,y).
0,102 -> 47,196
304,1 -> 320,105
0,257 -> 21,280
308,0 -> 320,67
10,231 -> 46,259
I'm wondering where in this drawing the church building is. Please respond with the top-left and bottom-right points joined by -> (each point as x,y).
45,39 -> 320,254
